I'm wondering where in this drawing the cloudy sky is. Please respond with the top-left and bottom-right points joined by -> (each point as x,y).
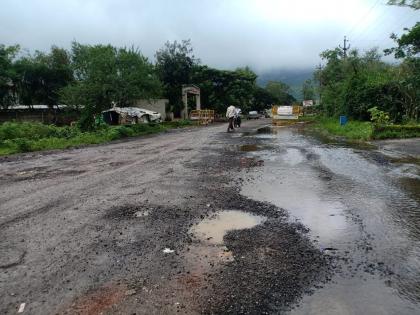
1,0 -> 418,72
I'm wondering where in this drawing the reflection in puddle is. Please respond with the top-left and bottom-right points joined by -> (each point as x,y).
242,169 -> 347,243
282,148 -> 305,166
239,144 -> 273,152
191,210 -> 265,245
240,127 -> 420,313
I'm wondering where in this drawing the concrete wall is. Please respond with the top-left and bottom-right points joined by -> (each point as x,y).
134,99 -> 169,120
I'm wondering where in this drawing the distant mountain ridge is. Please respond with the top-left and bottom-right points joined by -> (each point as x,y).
256,68 -> 314,101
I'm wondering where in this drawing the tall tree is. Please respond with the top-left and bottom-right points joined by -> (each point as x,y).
387,0 -> 420,9
191,65 -> 258,113
302,79 -> 315,101
60,42 -> 162,129
385,22 -> 420,58
155,40 -> 199,116
265,81 -> 296,105
0,44 -> 20,108
14,46 -> 73,106
253,86 -> 277,111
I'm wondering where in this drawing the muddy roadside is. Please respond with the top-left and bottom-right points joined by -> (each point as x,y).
0,119 -> 334,314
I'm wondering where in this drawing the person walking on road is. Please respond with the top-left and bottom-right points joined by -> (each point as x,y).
226,105 -> 236,132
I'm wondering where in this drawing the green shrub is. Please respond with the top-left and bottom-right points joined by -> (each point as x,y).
373,125 -> 420,139
368,107 -> 390,125
315,117 -> 373,140
0,120 -> 190,156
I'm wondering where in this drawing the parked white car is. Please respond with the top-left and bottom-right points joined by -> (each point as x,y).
248,111 -> 260,119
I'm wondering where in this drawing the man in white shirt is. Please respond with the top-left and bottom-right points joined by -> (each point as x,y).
226,105 -> 236,132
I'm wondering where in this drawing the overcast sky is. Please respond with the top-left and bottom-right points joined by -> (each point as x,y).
1,0 -> 418,72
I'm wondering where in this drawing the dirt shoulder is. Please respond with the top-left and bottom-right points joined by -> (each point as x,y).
372,138 -> 420,158
0,119 -> 331,314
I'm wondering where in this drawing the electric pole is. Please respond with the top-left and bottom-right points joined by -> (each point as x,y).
339,36 -> 351,58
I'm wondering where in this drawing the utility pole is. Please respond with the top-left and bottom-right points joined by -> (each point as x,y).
339,36 -> 351,58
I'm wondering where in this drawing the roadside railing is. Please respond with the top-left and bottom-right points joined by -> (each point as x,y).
190,109 -> 215,125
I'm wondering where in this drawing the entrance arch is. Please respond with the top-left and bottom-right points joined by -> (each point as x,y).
181,85 -> 201,119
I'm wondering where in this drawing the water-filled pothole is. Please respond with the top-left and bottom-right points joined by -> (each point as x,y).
239,144 -> 260,152
191,210 -> 266,245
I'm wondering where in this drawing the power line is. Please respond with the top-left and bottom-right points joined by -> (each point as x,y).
352,8 -> 417,47
351,4 -> 392,42
352,3 -> 418,46
346,0 -> 383,38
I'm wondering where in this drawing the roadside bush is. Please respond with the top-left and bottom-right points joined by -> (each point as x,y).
3,138 -> 34,152
373,125 -> 420,139
0,122 -> 61,141
0,120 -> 190,156
315,117 -> 373,140
368,107 -> 390,125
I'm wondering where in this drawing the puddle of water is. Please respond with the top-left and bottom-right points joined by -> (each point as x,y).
239,144 -> 260,152
242,168 -> 348,244
240,127 -> 420,313
191,210 -> 265,245
282,148 -> 305,166
290,276 -> 419,315
254,134 -> 277,139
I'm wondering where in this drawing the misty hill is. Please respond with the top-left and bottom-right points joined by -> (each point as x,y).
257,68 -> 314,101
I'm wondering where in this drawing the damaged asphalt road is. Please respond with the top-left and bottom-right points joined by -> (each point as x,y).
1,119 -> 418,314
0,120 -> 331,314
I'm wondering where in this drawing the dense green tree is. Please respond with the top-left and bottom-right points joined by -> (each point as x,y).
191,65 -> 258,113
60,42 -> 162,129
316,45 -> 419,122
14,46 -> 73,106
302,79 -> 315,101
253,86 -> 277,111
385,22 -> 420,58
155,40 -> 198,116
0,44 -> 20,108
265,81 -> 296,105
387,0 -> 420,9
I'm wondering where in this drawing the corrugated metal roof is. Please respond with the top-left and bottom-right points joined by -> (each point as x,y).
5,105 -> 69,110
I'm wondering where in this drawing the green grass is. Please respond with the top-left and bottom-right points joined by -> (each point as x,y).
373,124 -> 420,139
311,117 -> 373,141
0,120 -> 193,156
308,117 -> 420,141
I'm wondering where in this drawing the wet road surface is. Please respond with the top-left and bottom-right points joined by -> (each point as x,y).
241,126 -> 420,314
1,119 -> 419,314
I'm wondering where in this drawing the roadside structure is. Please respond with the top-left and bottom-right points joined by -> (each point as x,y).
102,107 -> 162,125
134,99 -> 169,121
271,105 -> 303,126
181,85 -> 201,119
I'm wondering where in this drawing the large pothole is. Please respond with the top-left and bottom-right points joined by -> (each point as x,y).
191,210 -> 266,245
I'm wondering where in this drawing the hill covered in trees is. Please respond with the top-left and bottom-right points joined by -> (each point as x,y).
257,68 -> 313,100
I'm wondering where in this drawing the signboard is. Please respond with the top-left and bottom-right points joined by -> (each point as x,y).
277,106 -> 293,116
302,100 -> 314,107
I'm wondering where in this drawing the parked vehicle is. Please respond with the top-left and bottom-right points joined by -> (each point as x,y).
248,111 -> 260,119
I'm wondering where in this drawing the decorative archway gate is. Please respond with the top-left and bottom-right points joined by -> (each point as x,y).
181,84 -> 201,119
